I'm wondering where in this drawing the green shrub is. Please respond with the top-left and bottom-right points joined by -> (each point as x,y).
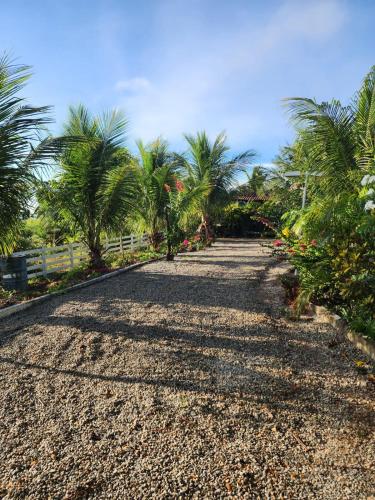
215,203 -> 270,237
272,230 -> 375,330
350,317 -> 375,341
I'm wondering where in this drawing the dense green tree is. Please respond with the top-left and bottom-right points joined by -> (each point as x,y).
0,55 -> 72,255
284,65 -> 375,239
179,131 -> 255,239
128,138 -> 177,250
43,105 -> 135,267
245,166 -> 267,195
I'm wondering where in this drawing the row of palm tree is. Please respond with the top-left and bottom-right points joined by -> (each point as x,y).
0,55 -> 255,266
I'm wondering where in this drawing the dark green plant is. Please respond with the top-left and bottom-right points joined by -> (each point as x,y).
0,54 -> 75,255
128,138 -> 178,250
41,105 -> 136,268
178,131 -> 255,239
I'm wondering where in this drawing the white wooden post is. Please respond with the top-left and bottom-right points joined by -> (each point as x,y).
119,234 -> 123,254
130,234 -> 135,251
68,244 -> 74,270
41,248 -> 47,277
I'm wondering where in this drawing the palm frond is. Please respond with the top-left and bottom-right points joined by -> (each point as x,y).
352,65 -> 375,169
182,130 -> 256,221
0,55 -> 68,254
285,97 -> 356,195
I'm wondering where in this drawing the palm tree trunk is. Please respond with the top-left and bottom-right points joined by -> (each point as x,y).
149,231 -> 160,251
89,246 -> 105,269
199,213 -> 213,242
88,233 -> 105,269
165,207 -> 174,261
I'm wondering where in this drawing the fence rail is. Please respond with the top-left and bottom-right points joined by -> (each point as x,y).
8,234 -> 148,279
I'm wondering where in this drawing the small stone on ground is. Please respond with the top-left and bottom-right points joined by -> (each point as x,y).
0,239 -> 374,498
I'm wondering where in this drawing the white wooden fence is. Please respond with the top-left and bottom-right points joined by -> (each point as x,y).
10,234 -> 148,279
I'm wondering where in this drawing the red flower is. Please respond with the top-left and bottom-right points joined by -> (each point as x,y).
183,239 -> 189,246
175,179 -> 184,192
163,183 -> 171,192
273,239 -> 284,247
310,239 -> 317,247
300,243 -> 307,251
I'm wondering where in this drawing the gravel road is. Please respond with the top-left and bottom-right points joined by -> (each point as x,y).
0,239 -> 374,499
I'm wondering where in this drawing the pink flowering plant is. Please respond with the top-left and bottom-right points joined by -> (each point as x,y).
271,223 -> 375,327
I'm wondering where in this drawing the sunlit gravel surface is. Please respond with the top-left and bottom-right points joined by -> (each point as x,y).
0,239 -> 374,499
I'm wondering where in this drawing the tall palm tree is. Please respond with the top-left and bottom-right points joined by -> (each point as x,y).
0,54 -> 72,255
181,131 -> 255,239
280,67 -> 375,317
43,105 -> 135,267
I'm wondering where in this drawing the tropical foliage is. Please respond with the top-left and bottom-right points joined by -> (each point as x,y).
127,138 -> 178,250
39,105 -> 135,267
179,131 -> 255,239
0,55 -> 73,254
267,66 -> 375,336
2,52 -> 373,343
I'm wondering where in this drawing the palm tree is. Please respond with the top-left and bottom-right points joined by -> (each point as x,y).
279,67 -> 375,317
284,65 -> 375,240
129,138 -> 178,250
181,131 -> 255,239
43,105 -> 135,268
245,166 -> 267,195
0,54 -> 72,255
128,138 -> 210,258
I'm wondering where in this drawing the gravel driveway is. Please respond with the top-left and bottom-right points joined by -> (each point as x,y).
0,239 -> 374,499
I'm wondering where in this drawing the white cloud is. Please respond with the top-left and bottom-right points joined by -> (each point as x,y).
115,77 -> 151,93
113,0 -> 347,149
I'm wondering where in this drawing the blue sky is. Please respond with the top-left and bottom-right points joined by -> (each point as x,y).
1,0 -> 374,167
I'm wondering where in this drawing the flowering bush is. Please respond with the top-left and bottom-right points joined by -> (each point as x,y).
273,239 -> 284,247
175,179 -> 184,192
273,226 -> 375,336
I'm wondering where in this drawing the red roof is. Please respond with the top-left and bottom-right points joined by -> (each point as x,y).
236,194 -> 269,202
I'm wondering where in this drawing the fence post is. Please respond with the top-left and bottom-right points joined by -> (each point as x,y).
2,256 -> 28,291
69,244 -> 74,270
130,234 -> 135,251
119,234 -> 123,254
41,248 -> 47,277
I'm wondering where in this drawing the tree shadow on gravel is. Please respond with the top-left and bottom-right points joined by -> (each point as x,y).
31,310 -> 367,379
176,258 -> 269,270
0,270 -> 273,346
1,304 -> 373,431
0,239 -> 372,432
0,329 -> 372,431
